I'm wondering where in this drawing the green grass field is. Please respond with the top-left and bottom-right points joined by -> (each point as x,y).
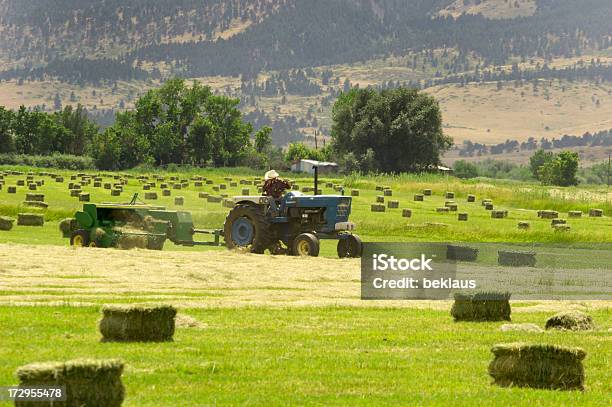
0,166 -> 610,405
1,166 -> 610,255
1,307 -> 610,406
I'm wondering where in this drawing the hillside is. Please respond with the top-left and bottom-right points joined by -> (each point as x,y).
0,0 -> 611,150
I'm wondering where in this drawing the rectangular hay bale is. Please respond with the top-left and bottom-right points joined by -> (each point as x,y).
488,343 -> 585,390
451,292 -> 511,321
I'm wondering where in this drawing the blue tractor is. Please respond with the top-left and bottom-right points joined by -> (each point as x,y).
223,175 -> 362,258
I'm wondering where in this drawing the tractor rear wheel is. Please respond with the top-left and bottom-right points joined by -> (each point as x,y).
224,204 -> 272,254
292,233 -> 320,257
70,230 -> 90,247
337,234 -> 362,258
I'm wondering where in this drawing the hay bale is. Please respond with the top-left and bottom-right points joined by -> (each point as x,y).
142,184 -> 151,190
223,199 -> 235,208
116,234 -> 148,250
376,195 -> 385,203
553,224 -> 571,232
17,213 -> 44,226
8,185 -> 17,193
230,182 -> 238,187
174,196 -> 184,206
500,323 -> 543,333
446,204 -> 458,212
414,194 -> 424,201
488,343 -> 585,390
451,292 -> 511,322
545,311 -> 594,331
387,200 -> 399,209
467,194 -> 476,202
436,207 -> 449,213
212,186 -> 220,192
206,179 -> 213,184
111,189 -> 121,197
194,181 -> 203,187
371,204 -> 386,212
482,199 -> 492,206
458,213 -> 468,221
445,192 -> 455,199
292,184 -> 300,190
568,211 -> 582,218
351,189 -> 360,196
498,250 -> 536,267
79,192 -> 90,202
402,209 -> 412,218
23,201 -> 49,209
540,210 -> 559,219
28,183 -> 37,190
173,183 -> 182,190
199,192 -> 210,198
17,179 -> 25,186
423,189 -> 432,196
485,203 -> 494,210
15,359 -> 125,407
376,185 -> 384,191
103,183 -> 112,189
551,218 -> 566,226
70,189 -> 80,197
207,195 -> 222,203
0,216 -> 15,231
55,176 -> 64,182
99,305 -> 176,342
491,210 -> 506,219
447,245 -> 478,261
383,189 -> 393,197
59,218 -> 79,236
220,184 -> 227,190
162,189 -> 171,196
144,192 -> 158,200
588,208 -> 603,217
241,189 -> 250,195
26,193 -> 44,202
518,221 -> 530,230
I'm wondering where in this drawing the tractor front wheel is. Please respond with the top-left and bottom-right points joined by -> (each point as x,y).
224,204 -> 272,254
337,234 -> 362,258
70,230 -> 90,247
292,233 -> 320,257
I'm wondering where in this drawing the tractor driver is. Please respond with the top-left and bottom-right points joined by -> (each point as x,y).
262,170 -> 291,216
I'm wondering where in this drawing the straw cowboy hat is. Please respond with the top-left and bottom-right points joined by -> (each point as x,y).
264,170 -> 279,181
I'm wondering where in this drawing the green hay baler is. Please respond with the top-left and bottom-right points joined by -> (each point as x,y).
61,195 -> 222,249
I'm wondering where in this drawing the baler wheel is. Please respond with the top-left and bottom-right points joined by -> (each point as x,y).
70,230 -> 90,247
224,204 -> 272,254
292,233 -> 320,257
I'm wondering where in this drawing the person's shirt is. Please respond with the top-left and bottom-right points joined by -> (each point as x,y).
263,178 -> 291,199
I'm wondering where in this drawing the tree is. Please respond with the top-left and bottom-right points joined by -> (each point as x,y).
539,151 -> 579,186
254,126 -> 272,154
284,143 -> 323,162
0,106 -> 15,153
89,78 -> 256,169
331,87 -> 452,173
529,149 -> 554,180
453,160 -> 479,178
